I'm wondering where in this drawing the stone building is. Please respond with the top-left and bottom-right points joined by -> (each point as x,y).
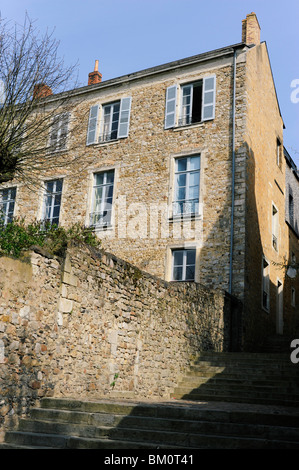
0,12 -> 298,350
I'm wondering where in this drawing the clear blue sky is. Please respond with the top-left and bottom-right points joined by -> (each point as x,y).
1,0 -> 299,166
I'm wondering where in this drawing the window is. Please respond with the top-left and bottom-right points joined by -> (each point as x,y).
262,257 -> 270,311
87,97 -> 132,145
179,82 -> 203,126
101,102 -> 120,142
289,193 -> 294,227
291,288 -> 296,308
165,75 -> 216,129
172,249 -> 196,282
173,155 -> 200,216
276,138 -> 282,167
43,179 -> 63,226
0,187 -> 16,224
272,204 -> 279,251
90,170 -> 114,227
49,114 -> 69,152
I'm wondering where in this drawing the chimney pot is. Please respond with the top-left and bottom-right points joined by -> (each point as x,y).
88,60 -> 102,85
33,83 -> 53,99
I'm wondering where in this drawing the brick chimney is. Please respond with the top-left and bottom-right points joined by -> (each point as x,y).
88,60 -> 102,85
33,83 -> 53,99
242,12 -> 261,46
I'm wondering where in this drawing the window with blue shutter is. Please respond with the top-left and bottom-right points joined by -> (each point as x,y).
92,97 -> 132,143
169,75 -> 216,128
49,113 -> 69,151
87,105 -> 99,145
202,75 -> 216,121
118,97 -> 132,138
165,85 -> 177,129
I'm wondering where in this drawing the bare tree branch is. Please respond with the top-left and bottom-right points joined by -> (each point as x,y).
0,13 -> 85,184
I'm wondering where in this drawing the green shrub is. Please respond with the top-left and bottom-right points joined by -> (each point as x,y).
0,218 -> 100,258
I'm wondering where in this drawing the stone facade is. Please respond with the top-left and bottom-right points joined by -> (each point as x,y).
0,245 -> 236,440
0,13 -> 297,350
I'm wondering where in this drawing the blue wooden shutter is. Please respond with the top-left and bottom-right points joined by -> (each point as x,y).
165,85 -> 177,129
118,97 -> 132,138
59,113 -> 69,150
202,75 -> 216,121
86,105 -> 99,145
49,115 -> 60,150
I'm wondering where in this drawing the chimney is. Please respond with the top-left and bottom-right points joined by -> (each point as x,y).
33,83 -> 53,99
88,60 -> 102,85
242,12 -> 261,46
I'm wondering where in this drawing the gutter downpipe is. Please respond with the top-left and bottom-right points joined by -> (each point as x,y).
229,49 -> 237,296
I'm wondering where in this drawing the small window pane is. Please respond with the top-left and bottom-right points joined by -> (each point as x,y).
177,158 -> 187,172
204,77 -> 215,91
173,250 -> 184,266
185,265 -> 195,281
186,249 -> 196,265
189,156 -> 200,170
189,172 -> 200,187
176,173 -> 186,187
173,266 -> 183,281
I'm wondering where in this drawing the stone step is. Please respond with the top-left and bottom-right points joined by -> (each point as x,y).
3,398 -> 299,449
171,352 -> 299,407
171,393 -> 299,407
190,361 -> 299,372
31,399 -> 299,427
188,367 -> 299,378
3,431 -> 176,449
179,379 -> 299,394
18,414 -> 299,443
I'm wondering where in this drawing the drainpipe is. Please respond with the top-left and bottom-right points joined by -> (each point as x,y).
229,49 -> 237,295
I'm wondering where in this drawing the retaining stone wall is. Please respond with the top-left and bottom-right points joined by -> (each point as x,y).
0,244 -> 234,440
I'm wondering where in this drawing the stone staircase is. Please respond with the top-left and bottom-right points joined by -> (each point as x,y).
1,353 -> 299,449
1,397 -> 299,449
171,352 -> 299,407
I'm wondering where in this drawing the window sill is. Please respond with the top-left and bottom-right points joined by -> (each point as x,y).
47,147 -> 68,155
92,224 -> 113,232
168,214 -> 202,222
172,122 -> 205,132
262,306 -> 270,314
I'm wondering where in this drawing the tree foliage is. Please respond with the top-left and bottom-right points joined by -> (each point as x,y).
0,218 -> 101,258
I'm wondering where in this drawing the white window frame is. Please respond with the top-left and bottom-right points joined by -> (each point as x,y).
49,113 -> 69,152
262,256 -> 270,312
172,155 -> 201,217
87,97 -> 132,145
42,179 -> 63,226
0,187 -> 16,225
90,170 -> 115,228
165,75 -> 216,129
100,101 -> 121,142
171,248 -> 196,282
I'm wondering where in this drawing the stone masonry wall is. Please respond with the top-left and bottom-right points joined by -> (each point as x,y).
0,51 -> 248,301
0,244 -> 233,440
